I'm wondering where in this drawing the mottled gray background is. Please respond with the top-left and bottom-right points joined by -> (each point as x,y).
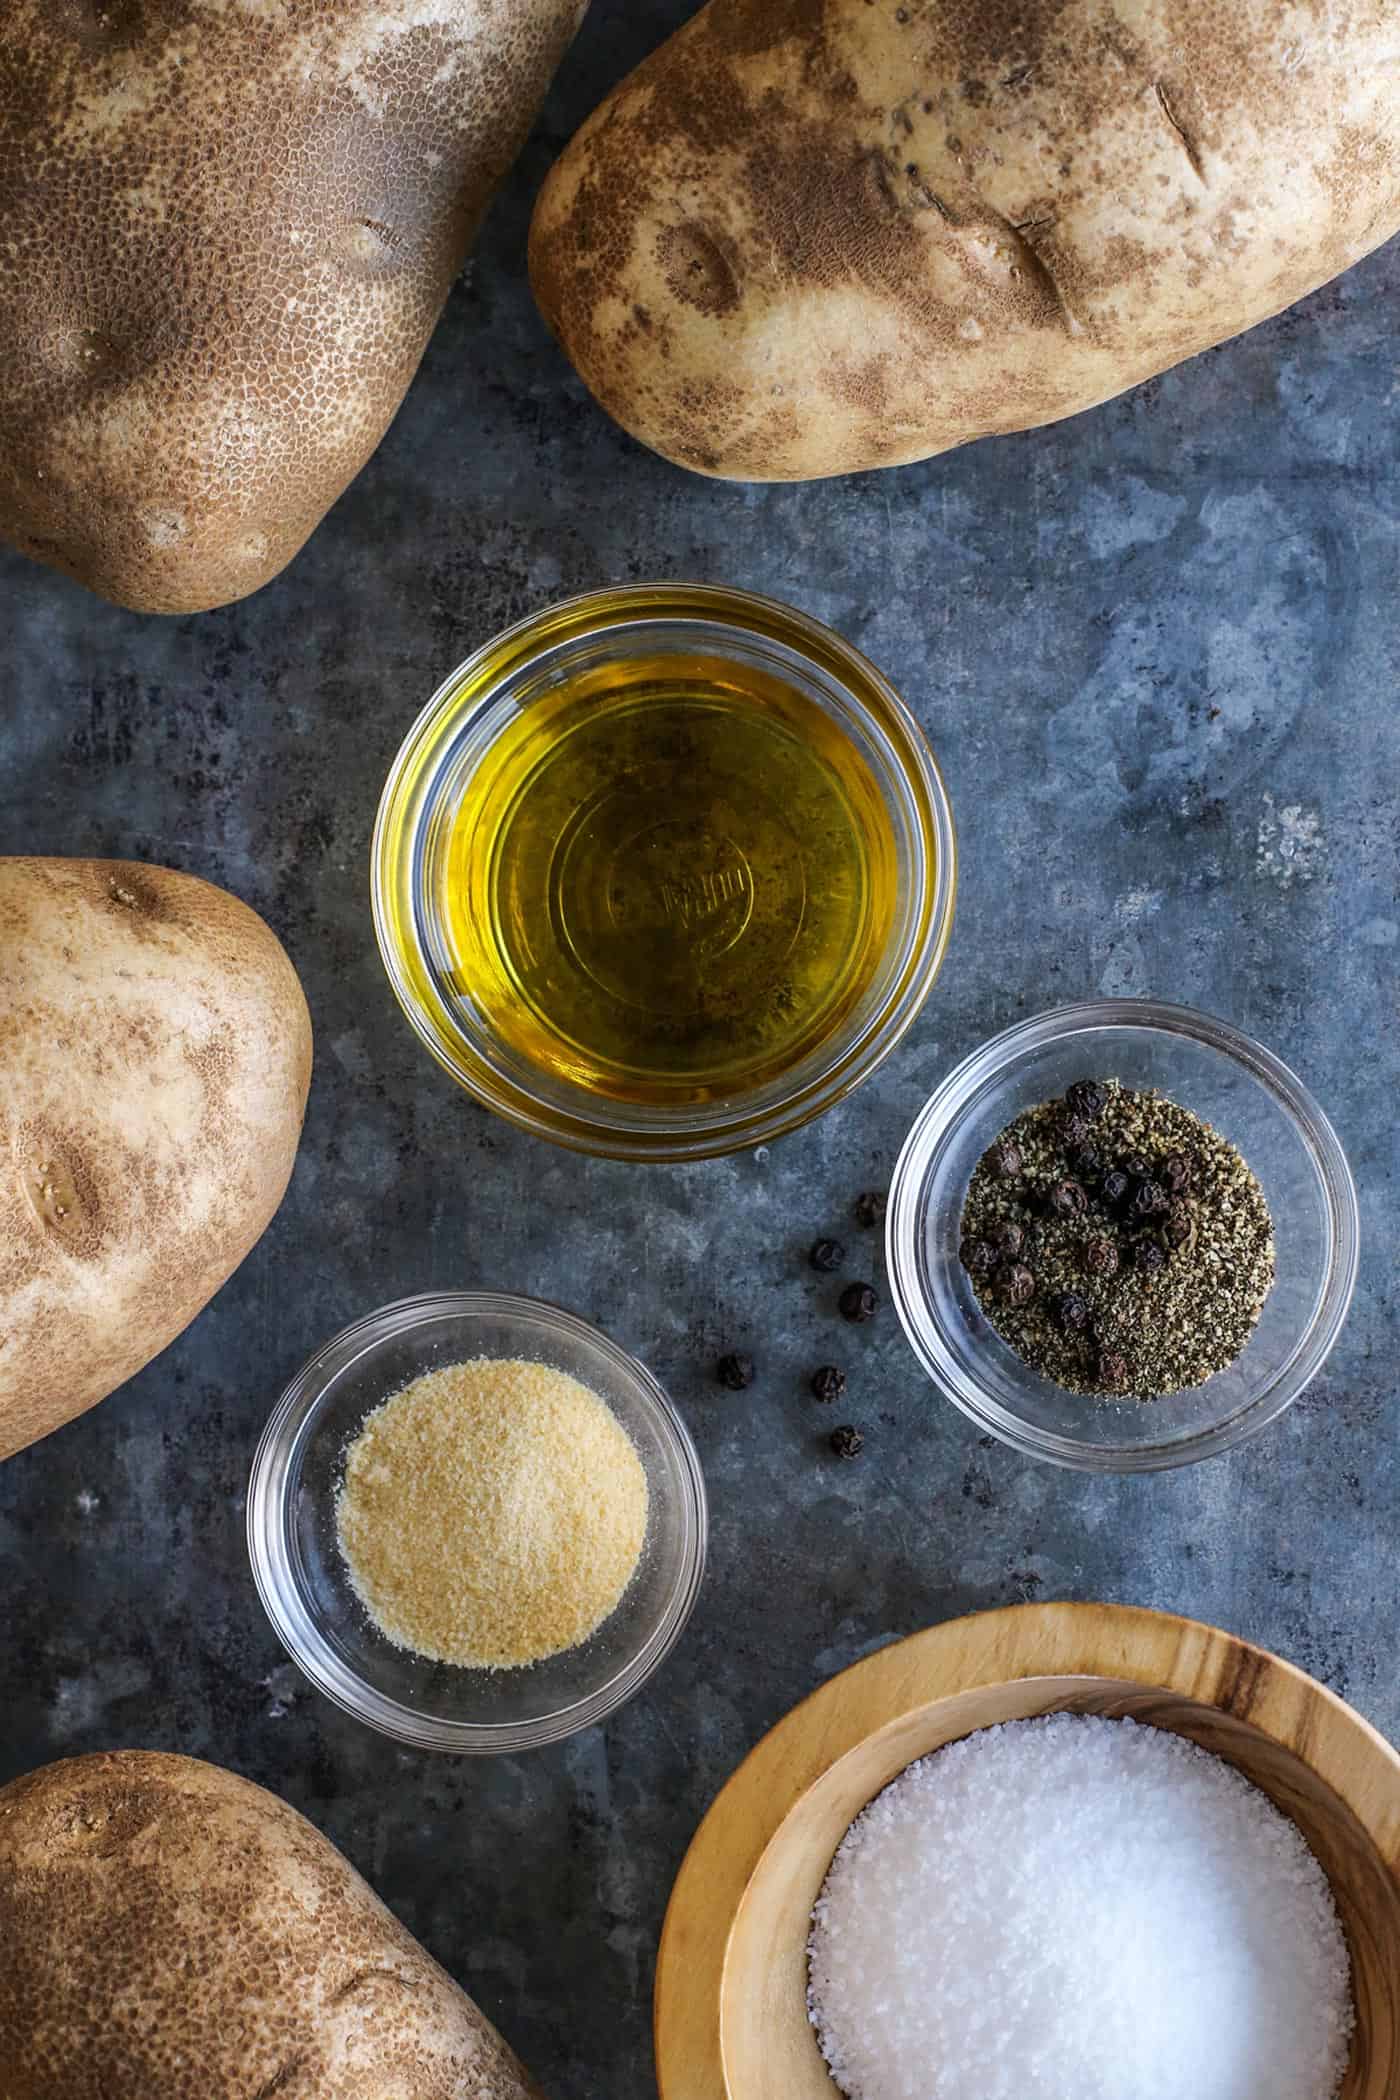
2,5 -> 1398,2094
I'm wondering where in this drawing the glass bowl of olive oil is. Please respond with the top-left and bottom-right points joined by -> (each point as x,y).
372,584 -> 955,1160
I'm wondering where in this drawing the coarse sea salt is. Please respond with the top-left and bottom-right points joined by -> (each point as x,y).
807,1713 -> 1353,2100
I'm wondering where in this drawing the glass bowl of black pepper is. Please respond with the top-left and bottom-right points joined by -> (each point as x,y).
885,1000 -> 1359,1471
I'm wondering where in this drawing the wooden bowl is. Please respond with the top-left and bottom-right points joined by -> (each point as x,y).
655,1603 -> 1400,2100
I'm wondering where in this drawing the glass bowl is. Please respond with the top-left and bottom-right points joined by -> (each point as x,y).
247,1292 -> 707,1751
886,1000 -> 1359,1472
372,583 -> 956,1160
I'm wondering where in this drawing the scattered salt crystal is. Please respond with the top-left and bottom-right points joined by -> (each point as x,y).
807,1713 -> 1353,2100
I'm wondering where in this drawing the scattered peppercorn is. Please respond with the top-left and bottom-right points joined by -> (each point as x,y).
811,1365 -> 846,1403
853,1190 -> 886,1228
991,1220 -> 1024,1257
1048,1178 -> 1088,1217
991,1141 -> 1023,1180
1052,1290 -> 1091,1333
809,1236 -> 846,1274
1083,1235 -> 1119,1278
960,1237 -> 998,1278
716,1351 -> 754,1391
998,1263 -> 1036,1307
1066,1080 -> 1107,1120
829,1424 -> 864,1459
839,1281 -> 878,1323
1134,1237 -> 1167,1276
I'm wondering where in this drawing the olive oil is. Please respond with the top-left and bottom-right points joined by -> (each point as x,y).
439,652 -> 900,1106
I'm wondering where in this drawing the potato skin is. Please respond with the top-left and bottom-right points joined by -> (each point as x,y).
0,1751 -> 545,2099
0,858 -> 312,1460
0,0 -> 585,613
529,0 -> 1400,480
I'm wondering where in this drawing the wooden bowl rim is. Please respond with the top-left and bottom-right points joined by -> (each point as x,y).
653,1599 -> 1400,2100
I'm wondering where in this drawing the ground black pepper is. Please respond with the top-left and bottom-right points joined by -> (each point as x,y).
958,1078 -> 1275,1398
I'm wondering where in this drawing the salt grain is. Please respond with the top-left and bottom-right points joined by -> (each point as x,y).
807,1714 -> 1352,2100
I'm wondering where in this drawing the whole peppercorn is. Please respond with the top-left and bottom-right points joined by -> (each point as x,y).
1134,1237 -> 1167,1276
1164,1202 -> 1193,1250
1100,1169 -> 1131,1210
839,1281 -> 878,1323
716,1351 -> 754,1391
1052,1290 -> 1092,1332
809,1236 -> 846,1273
1121,1153 -> 1152,1180
1130,1177 -> 1169,1220
1082,1235 -> 1120,1279
1097,1351 -> 1131,1392
1069,1142 -> 1102,1181
990,1140 -> 1023,1180
1057,1111 -> 1090,1151
960,1237 -> 999,1278
1162,1153 -> 1192,1195
1047,1178 -> 1088,1218
1066,1079 -> 1107,1121
998,1263 -> 1036,1307
853,1190 -> 886,1229
829,1423 -> 864,1459
811,1365 -> 846,1403
991,1220 -> 1024,1257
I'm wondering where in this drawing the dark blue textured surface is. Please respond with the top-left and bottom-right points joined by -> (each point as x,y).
1,6 -> 1397,2093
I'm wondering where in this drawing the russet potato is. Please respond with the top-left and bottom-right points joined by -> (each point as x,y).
0,1750 -> 545,2098
0,857 -> 312,1460
0,0 -> 585,613
529,0 -> 1400,480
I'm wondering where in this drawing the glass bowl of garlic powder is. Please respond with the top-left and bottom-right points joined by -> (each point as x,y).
248,1292 -> 707,1752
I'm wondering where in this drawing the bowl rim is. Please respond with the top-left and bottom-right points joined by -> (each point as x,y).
370,580 -> 957,1162
653,1600 -> 1400,2100
885,997 -> 1360,1472
246,1289 -> 708,1754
